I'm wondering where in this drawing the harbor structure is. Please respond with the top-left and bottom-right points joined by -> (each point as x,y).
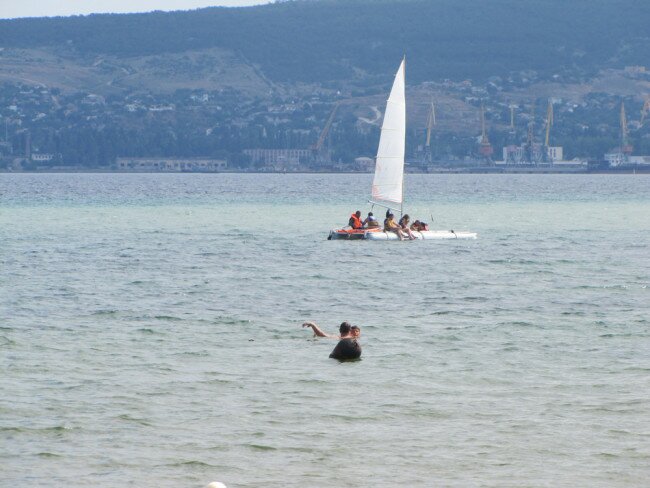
116,157 -> 227,172
603,101 -> 650,168
243,149 -> 312,169
502,144 -> 565,165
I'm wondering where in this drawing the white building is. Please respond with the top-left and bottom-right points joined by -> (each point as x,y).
116,157 -> 226,172
501,144 -> 564,164
31,153 -> 54,162
354,156 -> 374,172
605,152 -> 650,167
243,149 -> 312,168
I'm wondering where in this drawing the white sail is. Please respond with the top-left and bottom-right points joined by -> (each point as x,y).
371,58 -> 406,205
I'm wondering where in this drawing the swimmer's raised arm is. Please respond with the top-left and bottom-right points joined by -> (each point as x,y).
302,321 -> 336,338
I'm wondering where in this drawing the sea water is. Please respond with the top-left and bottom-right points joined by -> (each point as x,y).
1,173 -> 649,487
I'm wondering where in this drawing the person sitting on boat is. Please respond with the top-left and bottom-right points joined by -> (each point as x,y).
384,213 -> 407,240
411,220 -> 429,232
348,210 -> 363,229
362,211 -> 380,228
398,214 -> 417,240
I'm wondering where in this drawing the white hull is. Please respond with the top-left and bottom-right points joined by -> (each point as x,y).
365,230 -> 477,240
328,229 -> 477,240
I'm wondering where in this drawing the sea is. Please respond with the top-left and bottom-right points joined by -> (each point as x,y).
1,173 -> 649,487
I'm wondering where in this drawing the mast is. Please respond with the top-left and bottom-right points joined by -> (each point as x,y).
401,55 -> 405,217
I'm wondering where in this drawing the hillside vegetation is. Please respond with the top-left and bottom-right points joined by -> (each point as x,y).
1,0 -> 649,83
1,0 -> 650,169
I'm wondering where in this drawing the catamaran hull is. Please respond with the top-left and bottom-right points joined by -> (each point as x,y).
328,229 -> 477,240
327,228 -> 383,240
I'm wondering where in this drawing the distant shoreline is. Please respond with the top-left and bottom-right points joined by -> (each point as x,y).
2,168 -> 649,175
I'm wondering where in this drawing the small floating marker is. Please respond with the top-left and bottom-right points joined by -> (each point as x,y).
207,483 -> 227,488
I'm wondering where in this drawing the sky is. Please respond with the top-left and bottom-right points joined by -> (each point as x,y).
0,0 -> 269,19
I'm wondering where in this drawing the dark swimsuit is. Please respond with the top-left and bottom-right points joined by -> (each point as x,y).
329,338 -> 362,360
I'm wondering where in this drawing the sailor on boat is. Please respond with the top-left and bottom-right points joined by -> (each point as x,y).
363,211 -> 380,228
348,210 -> 364,229
411,220 -> 429,231
398,214 -> 417,240
384,212 -> 412,240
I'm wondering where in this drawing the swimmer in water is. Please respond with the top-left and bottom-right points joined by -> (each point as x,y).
329,326 -> 362,360
302,321 -> 352,339
302,321 -> 362,360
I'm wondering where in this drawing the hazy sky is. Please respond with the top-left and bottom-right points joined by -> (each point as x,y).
1,0 -> 269,19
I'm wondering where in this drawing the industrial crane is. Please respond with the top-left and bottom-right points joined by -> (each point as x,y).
640,97 -> 650,124
423,100 -> 436,163
425,100 -> 436,147
544,100 -> 554,147
509,104 -> 517,132
311,103 -> 339,154
543,99 -> 554,163
525,103 -> 536,164
478,103 -> 493,162
620,102 -> 633,159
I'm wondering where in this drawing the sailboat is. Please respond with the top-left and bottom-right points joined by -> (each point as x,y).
328,58 -> 477,240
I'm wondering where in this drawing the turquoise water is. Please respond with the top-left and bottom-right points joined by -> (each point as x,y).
1,173 -> 649,487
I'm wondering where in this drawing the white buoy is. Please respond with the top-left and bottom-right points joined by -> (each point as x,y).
206,483 -> 227,488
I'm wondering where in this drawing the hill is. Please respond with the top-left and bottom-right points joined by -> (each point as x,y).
1,0 -> 650,169
2,0 -> 650,84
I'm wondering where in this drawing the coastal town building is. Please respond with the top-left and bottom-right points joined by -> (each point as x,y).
495,144 -> 587,169
354,156 -> 374,172
243,149 -> 312,169
605,152 -> 650,167
502,144 -> 564,164
116,157 -> 227,172
31,153 -> 54,162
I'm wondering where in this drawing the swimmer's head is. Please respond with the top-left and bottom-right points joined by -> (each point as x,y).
339,322 -> 352,335
351,325 -> 361,338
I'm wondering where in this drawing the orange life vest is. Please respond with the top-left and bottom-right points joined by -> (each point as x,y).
349,214 -> 363,229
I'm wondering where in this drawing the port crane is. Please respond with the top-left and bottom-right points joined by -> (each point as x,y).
524,103 -> 541,164
509,104 -> 517,133
640,97 -> 650,125
544,100 -> 554,147
543,99 -> 554,162
478,103 -> 494,162
423,100 -> 436,163
311,102 -> 339,161
620,102 -> 633,161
